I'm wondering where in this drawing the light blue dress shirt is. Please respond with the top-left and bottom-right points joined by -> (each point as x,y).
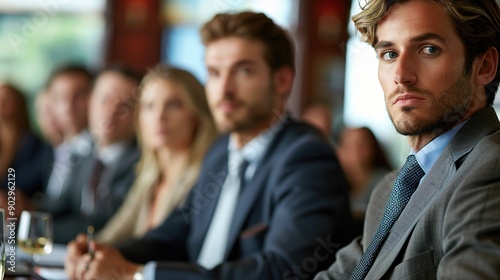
413,121 -> 468,183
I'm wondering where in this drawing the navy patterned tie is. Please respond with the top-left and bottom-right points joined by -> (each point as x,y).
350,155 -> 425,280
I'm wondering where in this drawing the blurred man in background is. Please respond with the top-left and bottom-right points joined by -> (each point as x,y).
40,65 -> 94,209
39,66 -> 140,244
66,12 -> 353,280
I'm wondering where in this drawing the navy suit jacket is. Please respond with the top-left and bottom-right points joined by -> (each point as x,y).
119,119 -> 354,280
1,132 -> 53,196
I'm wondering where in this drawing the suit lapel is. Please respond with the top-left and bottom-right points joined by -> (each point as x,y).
190,137 -> 231,260
224,163 -> 269,257
223,119 -> 290,258
367,106 -> 500,279
369,148 -> 455,279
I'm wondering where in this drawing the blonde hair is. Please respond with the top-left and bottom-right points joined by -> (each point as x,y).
133,65 -> 218,219
352,0 -> 500,104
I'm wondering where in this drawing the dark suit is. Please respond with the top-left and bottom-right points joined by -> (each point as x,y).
1,132 -> 53,197
118,119 -> 354,280
41,140 -> 140,244
315,106 -> 500,279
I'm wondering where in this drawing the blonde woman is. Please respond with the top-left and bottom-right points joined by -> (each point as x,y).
96,65 -> 218,243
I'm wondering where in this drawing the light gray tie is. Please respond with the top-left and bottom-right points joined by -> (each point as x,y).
197,154 -> 249,269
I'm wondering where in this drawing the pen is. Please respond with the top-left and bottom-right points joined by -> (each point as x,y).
87,225 -> 95,260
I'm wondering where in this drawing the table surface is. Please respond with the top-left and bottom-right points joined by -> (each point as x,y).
5,244 -> 67,280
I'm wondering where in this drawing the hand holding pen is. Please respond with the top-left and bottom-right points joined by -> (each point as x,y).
65,230 -> 141,279
87,225 -> 95,261
64,233 -> 91,278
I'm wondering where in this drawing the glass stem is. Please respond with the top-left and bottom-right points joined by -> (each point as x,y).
28,254 -> 35,273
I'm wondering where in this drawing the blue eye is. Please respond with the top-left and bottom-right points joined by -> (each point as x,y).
239,67 -> 252,75
381,51 -> 398,61
422,46 -> 439,55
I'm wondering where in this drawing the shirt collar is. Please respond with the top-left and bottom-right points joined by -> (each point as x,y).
412,120 -> 468,173
228,114 -> 288,164
66,130 -> 93,156
97,142 -> 129,165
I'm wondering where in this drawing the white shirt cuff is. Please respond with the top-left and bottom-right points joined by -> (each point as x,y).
143,261 -> 157,280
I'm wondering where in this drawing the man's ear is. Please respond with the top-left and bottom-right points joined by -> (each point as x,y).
273,66 -> 295,97
475,47 -> 498,86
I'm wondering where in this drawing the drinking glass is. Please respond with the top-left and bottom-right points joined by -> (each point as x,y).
17,211 -> 53,268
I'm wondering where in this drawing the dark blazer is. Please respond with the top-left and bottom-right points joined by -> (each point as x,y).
1,132 -> 53,196
118,119 -> 354,280
315,106 -> 500,279
43,140 -> 140,244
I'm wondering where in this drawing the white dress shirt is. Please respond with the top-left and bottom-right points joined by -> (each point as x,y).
196,119 -> 285,269
144,115 -> 288,279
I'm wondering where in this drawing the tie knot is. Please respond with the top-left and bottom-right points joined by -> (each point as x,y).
238,159 -> 249,178
404,154 -> 419,168
229,153 -> 247,174
399,155 -> 425,186
389,154 -> 425,211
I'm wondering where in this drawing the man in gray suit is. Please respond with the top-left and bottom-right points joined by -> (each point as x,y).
42,65 -> 94,206
315,0 -> 500,279
42,66 -> 141,244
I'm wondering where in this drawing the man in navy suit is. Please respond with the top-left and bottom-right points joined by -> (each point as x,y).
66,12 -> 353,280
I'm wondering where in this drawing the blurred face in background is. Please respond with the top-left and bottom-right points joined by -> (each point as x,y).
36,92 -> 64,146
89,71 -> 137,147
337,128 -> 374,171
0,85 -> 16,122
204,37 -> 277,135
47,72 -> 91,139
139,79 -> 198,151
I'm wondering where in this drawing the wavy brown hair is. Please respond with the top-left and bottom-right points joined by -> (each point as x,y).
352,0 -> 500,105
200,11 -> 295,72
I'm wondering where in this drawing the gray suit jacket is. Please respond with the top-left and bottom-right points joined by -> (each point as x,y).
315,106 -> 500,280
40,139 -> 140,244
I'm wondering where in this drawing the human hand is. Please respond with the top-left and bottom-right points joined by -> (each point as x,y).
73,243 -> 138,280
65,234 -> 88,279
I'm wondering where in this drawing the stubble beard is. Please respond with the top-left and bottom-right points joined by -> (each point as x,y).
214,83 -> 276,135
387,73 -> 473,136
